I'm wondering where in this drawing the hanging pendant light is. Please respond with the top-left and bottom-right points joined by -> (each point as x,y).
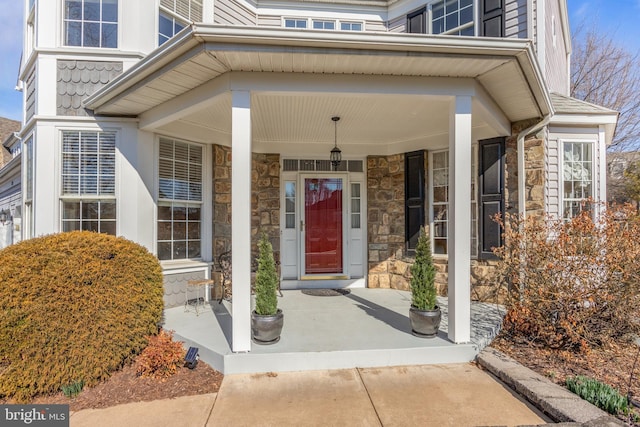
330,116 -> 342,170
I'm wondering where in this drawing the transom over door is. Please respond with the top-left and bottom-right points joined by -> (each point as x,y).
303,177 -> 344,276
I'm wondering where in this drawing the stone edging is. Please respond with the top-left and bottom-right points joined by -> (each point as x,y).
476,347 -> 627,425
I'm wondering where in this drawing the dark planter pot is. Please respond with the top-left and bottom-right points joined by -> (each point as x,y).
251,309 -> 284,345
409,306 -> 442,338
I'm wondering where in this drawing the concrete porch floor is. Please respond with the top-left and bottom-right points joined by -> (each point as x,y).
163,288 -> 506,375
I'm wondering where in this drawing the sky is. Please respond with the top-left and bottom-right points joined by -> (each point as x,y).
0,0 -> 639,122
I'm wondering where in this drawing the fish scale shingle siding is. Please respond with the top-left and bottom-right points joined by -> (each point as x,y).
56,60 -> 123,117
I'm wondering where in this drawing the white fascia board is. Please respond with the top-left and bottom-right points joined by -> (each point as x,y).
85,25 -> 545,111
550,113 -> 618,126
515,48 -> 553,117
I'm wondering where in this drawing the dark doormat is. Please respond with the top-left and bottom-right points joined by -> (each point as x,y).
301,289 -> 351,297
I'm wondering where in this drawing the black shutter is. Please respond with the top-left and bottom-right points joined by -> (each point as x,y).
478,137 -> 505,259
405,150 -> 425,253
480,0 -> 504,37
407,8 -> 426,34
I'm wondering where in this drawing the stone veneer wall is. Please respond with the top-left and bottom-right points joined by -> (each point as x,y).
251,153 -> 280,262
471,119 -> 546,300
366,154 -> 449,293
211,145 -> 280,267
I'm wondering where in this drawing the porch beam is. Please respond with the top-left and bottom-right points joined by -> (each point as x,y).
139,73 -> 231,131
447,95 -> 472,343
231,90 -> 252,353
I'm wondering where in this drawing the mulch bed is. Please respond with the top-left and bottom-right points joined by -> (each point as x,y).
25,362 -> 223,412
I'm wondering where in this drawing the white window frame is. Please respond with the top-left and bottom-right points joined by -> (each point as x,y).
59,130 -> 117,235
157,137 -> 204,261
283,17 -> 308,29
340,21 -> 363,31
429,146 -> 479,258
429,0 -> 475,36
429,150 -> 449,257
282,18 -> 365,31
158,8 -> 188,46
63,0 -> 119,48
312,19 -> 335,30
560,140 -> 594,220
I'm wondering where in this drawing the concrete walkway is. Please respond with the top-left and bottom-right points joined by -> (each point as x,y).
70,363 -> 550,427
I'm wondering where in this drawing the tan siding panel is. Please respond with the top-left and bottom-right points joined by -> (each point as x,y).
388,15 -> 405,33
257,15 -> 281,27
214,0 -> 256,26
365,20 -> 387,32
544,0 -> 569,94
505,0 -> 528,38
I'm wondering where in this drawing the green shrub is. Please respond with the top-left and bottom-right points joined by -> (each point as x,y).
410,227 -> 437,310
135,330 -> 185,379
61,380 -> 84,399
566,375 -> 629,415
0,231 -> 164,401
254,233 -> 278,316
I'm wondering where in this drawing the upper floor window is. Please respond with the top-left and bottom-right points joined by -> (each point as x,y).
407,0 -> 474,36
285,18 -> 307,29
159,11 -> 186,45
313,20 -> 335,30
432,0 -> 474,35
64,0 -> 118,48
562,141 -> 593,219
341,21 -> 362,31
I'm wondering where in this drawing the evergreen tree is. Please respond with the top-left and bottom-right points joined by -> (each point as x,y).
254,233 -> 279,315
410,227 -> 437,310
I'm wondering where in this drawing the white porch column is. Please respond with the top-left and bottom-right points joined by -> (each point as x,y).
448,95 -> 472,343
231,90 -> 252,352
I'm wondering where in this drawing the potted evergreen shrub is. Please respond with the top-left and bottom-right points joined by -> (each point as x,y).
409,226 -> 441,338
251,233 -> 283,345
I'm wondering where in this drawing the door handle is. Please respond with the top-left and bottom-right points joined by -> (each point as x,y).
300,220 -> 304,232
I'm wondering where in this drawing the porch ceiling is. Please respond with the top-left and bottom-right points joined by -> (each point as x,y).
85,26 -> 552,147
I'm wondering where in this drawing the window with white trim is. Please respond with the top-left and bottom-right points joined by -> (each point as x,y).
431,151 -> 449,255
64,0 -> 118,48
313,19 -> 335,30
61,131 -> 116,234
407,0 -> 474,36
429,148 -> 480,257
562,141 -> 593,219
159,11 -> 186,45
351,183 -> 361,229
284,18 -> 307,29
285,181 -> 296,229
432,0 -> 474,35
157,137 -> 203,260
340,21 -> 362,31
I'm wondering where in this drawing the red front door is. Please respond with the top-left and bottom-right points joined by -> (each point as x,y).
304,177 -> 343,274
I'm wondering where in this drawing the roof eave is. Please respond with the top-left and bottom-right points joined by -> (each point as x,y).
85,25 -> 552,120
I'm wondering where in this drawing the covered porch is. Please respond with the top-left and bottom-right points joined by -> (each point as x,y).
163,288 -> 505,374
85,25 -> 550,354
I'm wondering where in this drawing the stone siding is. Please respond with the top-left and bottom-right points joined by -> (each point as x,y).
212,145 -> 280,267
367,154 -> 406,289
251,153 -> 280,262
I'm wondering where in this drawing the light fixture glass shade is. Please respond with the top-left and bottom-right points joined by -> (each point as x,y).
330,116 -> 341,169
330,146 -> 342,168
